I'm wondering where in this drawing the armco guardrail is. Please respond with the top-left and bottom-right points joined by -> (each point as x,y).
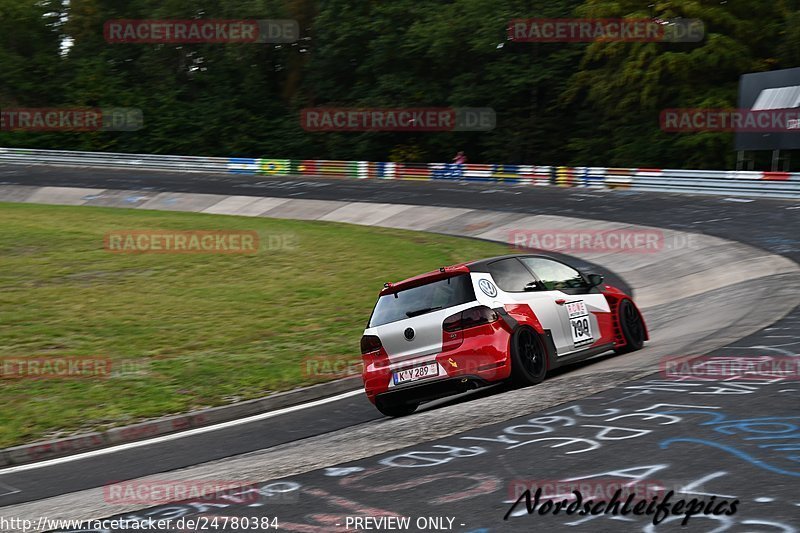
1,147 -> 799,198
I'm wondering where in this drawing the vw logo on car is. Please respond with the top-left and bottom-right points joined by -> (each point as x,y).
478,278 -> 497,297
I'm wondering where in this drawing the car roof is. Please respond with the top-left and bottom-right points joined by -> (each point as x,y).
380,253 -> 560,295
465,253 -> 550,272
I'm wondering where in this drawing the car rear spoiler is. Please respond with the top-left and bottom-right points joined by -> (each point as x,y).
379,265 -> 470,296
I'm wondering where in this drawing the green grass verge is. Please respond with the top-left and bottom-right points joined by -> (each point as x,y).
0,202 -> 509,447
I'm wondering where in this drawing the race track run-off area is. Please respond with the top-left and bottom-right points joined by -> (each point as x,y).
0,165 -> 798,533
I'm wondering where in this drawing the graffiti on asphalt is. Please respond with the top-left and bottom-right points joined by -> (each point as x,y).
655,409 -> 800,478
379,403 -> 719,467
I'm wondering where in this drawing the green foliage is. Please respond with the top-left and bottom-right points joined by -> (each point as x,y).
1,0 -> 799,168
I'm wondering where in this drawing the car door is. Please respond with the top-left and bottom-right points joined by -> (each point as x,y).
485,258 -> 574,355
518,256 -> 611,355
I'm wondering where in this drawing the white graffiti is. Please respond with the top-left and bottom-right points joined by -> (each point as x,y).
379,445 -> 487,468
324,467 -> 365,477
380,403 -> 725,467
614,380 -> 786,404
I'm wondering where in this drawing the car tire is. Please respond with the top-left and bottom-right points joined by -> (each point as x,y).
615,299 -> 646,354
375,400 -> 419,417
509,327 -> 547,387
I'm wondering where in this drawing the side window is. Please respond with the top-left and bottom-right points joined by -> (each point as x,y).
429,275 -> 474,309
520,257 -> 589,291
487,258 -> 536,292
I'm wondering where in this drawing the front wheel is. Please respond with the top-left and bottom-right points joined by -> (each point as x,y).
509,327 -> 547,387
375,400 -> 419,417
615,299 -> 646,354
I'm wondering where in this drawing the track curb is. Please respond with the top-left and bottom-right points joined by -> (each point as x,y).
0,376 -> 361,467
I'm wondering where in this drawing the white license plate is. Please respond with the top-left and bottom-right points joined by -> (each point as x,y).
567,300 -> 594,347
393,362 -> 439,385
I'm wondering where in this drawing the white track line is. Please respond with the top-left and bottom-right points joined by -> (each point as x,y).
0,389 -> 364,475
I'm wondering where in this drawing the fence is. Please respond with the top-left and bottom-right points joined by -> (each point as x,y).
1,147 -> 798,198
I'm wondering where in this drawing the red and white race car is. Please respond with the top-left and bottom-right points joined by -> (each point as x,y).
360,254 -> 647,417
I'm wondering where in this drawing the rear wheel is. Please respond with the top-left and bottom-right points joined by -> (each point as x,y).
375,399 -> 419,417
509,327 -> 547,387
615,299 -> 645,354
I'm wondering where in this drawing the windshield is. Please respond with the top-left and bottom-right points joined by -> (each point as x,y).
368,274 -> 476,327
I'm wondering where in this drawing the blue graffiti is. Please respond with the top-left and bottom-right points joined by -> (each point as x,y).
660,438 -> 800,477
657,410 -> 800,477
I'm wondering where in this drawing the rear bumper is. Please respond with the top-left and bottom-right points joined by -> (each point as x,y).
375,375 -> 495,407
362,325 -> 513,404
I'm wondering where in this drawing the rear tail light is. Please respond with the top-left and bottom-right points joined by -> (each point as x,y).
360,335 -> 383,355
443,306 -> 499,332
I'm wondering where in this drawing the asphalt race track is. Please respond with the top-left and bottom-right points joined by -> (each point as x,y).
0,164 -> 798,532
87,313 -> 800,532
0,164 -> 797,257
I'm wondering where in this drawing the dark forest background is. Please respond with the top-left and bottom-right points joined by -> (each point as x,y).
2,0 -> 800,168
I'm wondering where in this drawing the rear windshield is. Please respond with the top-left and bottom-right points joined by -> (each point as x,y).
368,274 -> 476,327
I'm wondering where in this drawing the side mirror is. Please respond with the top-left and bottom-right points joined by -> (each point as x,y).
587,273 -> 604,287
